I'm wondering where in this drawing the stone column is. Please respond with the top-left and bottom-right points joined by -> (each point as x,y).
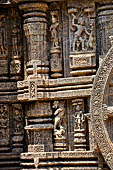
19,2 -> 49,80
19,2 -> 53,154
72,99 -> 87,151
97,3 -> 113,64
49,2 -> 63,78
0,14 -> 8,80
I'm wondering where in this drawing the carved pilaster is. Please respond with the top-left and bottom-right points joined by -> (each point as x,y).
85,112 -> 97,151
49,2 -> 63,78
19,2 -> 49,80
97,3 -> 113,64
0,13 -> 8,80
72,99 -> 87,151
68,2 -> 96,77
10,8 -> 22,80
12,104 -> 24,153
0,104 -> 9,150
25,102 -> 53,152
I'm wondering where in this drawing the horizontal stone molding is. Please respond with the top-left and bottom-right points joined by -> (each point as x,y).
17,76 -> 94,101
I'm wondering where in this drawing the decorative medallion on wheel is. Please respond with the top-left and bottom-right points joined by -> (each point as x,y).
91,37 -> 113,169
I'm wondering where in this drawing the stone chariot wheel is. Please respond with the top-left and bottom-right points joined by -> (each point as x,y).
91,38 -> 113,169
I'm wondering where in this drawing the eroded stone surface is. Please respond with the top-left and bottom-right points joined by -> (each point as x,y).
0,0 -> 113,170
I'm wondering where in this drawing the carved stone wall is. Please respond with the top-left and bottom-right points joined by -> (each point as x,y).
0,0 -> 113,170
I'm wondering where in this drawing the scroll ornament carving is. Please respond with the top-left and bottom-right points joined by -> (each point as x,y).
30,81 -> 36,99
91,36 -> 113,169
10,56 -> 21,74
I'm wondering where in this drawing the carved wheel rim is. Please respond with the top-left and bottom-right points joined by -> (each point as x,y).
91,46 -> 113,169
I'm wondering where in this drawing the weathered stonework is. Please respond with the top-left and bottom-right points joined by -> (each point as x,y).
0,0 -> 113,170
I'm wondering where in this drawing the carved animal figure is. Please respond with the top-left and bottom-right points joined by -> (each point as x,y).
54,126 -> 65,138
54,107 -> 64,130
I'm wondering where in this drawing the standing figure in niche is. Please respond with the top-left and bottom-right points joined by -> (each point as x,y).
12,24 -> 19,56
0,104 -> 8,137
54,107 -> 64,130
14,109 -> 22,133
74,104 -> 85,129
70,12 -> 90,51
73,17 -> 90,51
0,15 -> 6,55
53,101 -> 65,138
88,22 -> 95,50
50,11 -> 59,48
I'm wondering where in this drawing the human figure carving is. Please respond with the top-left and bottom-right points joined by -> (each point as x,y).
88,22 -> 95,50
50,12 -> 59,48
54,107 -> 64,130
53,101 -> 65,138
12,24 -> 19,56
54,126 -> 65,138
74,104 -> 85,129
72,17 -> 90,51
14,109 -> 22,133
0,15 -> 6,55
70,12 -> 94,51
0,104 -> 8,137
70,12 -> 77,32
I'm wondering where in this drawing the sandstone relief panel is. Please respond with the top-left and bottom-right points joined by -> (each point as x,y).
0,1 -> 113,170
